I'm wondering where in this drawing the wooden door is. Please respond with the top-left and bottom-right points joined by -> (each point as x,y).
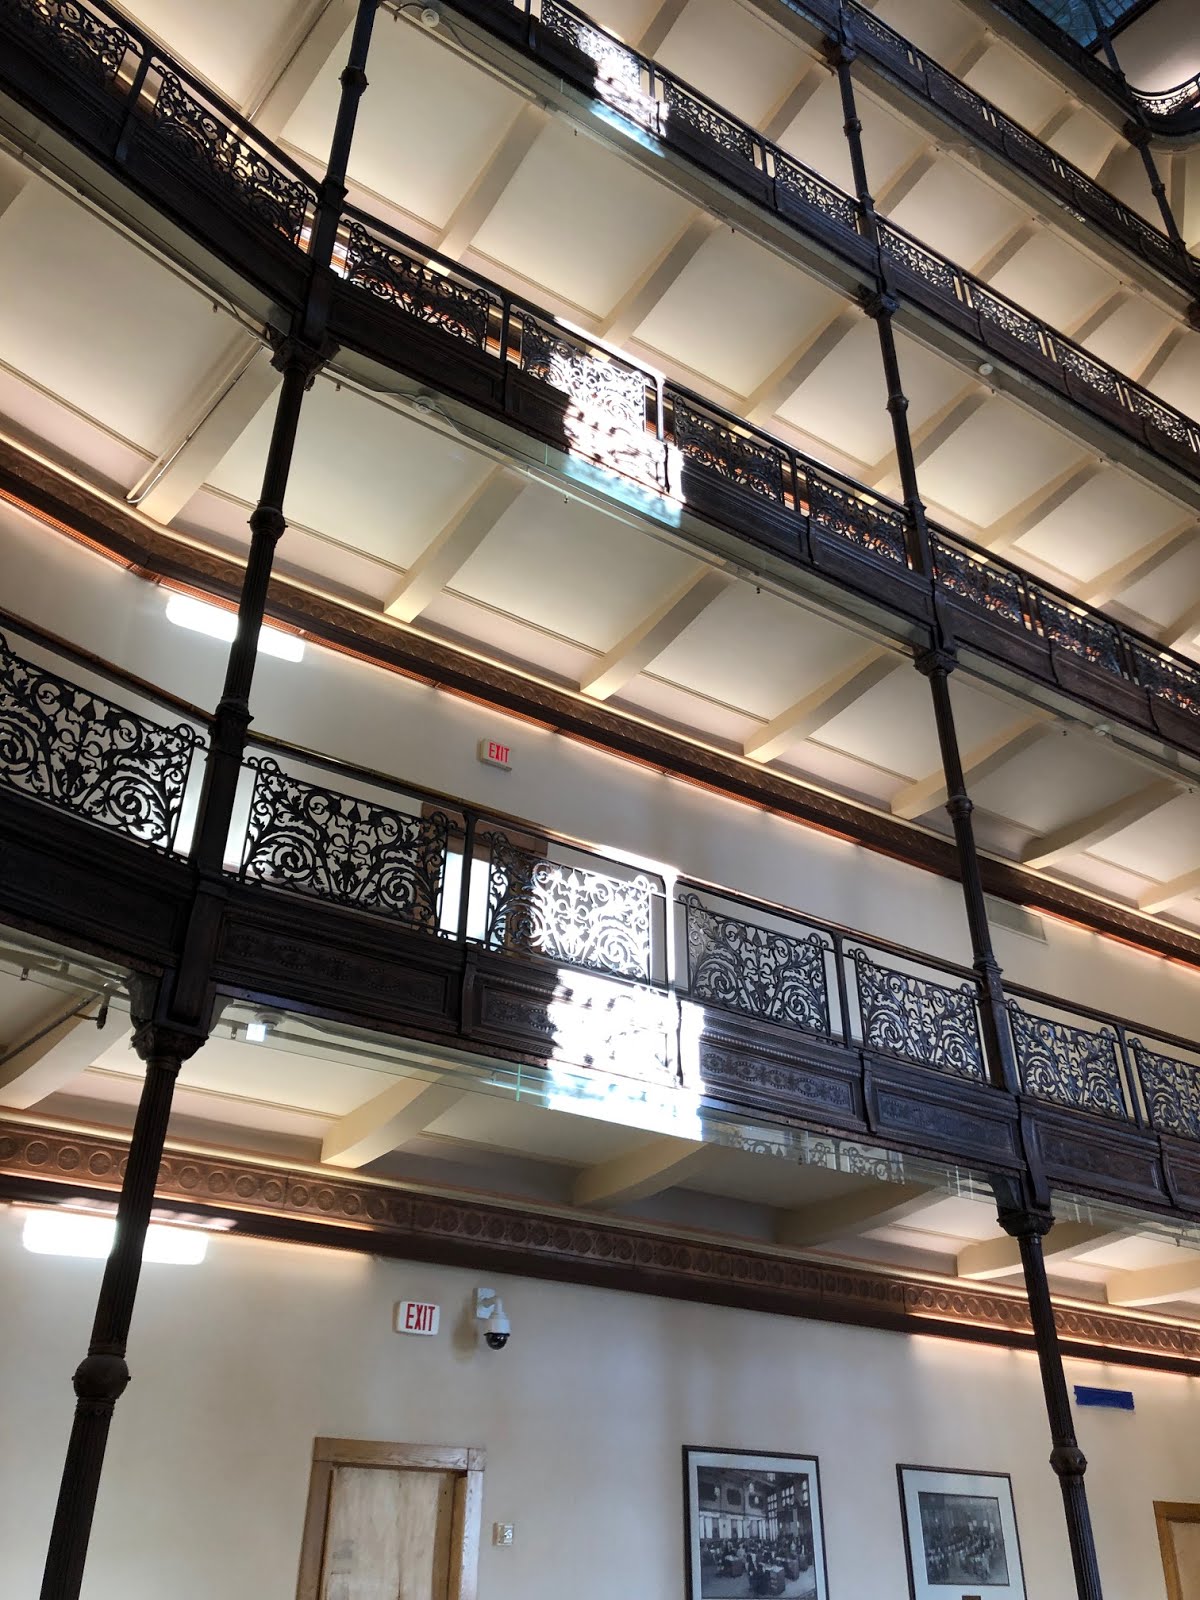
297,1441 -> 484,1600
1156,1503 -> 1200,1600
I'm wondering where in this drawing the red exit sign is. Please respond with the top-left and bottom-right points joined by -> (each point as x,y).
394,1300 -> 440,1336
478,737 -> 513,770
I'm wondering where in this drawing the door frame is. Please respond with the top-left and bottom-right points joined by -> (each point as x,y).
296,1438 -> 486,1600
1155,1501 -> 1200,1600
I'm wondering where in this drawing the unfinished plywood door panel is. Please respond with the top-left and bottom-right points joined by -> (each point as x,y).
297,1441 -> 485,1600
1156,1503 -> 1200,1600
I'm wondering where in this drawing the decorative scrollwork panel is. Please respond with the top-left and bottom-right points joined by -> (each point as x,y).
241,758 -> 448,930
1130,1040 -> 1200,1141
1009,1002 -> 1128,1119
1131,644 -> 1200,719
672,399 -> 785,502
774,153 -> 859,233
661,79 -> 756,164
0,633 -> 202,847
520,319 -> 647,435
9,0 -> 134,87
151,71 -> 310,243
850,948 -> 984,1080
683,896 -> 831,1035
343,221 -> 497,348
484,835 -> 654,981
933,539 -> 1026,626
809,477 -> 907,565
1035,593 -> 1123,675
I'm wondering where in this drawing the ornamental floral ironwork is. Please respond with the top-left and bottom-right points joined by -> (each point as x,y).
541,0 -> 640,89
0,632 -> 202,847
484,834 -> 655,981
933,538 -> 1026,627
1059,344 -> 1123,402
879,224 -> 959,300
672,399 -> 785,503
773,153 -> 859,233
240,757 -> 449,930
683,895 -> 831,1035
520,319 -> 648,436
1130,1039 -> 1200,1141
849,948 -> 984,1080
809,476 -> 907,565
1035,592 -> 1123,675
661,79 -> 757,165
971,284 -> 1043,351
343,220 -> 497,349
9,0 -> 134,86
1131,643 -> 1200,719
1008,1002 -> 1127,1119
151,71 -> 311,244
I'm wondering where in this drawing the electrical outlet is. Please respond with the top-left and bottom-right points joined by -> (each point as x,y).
493,1523 -> 514,1547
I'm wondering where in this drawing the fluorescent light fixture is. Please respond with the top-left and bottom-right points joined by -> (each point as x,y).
165,593 -> 304,662
21,1210 -> 208,1265
245,1019 -> 268,1044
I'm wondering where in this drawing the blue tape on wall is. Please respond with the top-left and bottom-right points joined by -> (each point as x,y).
1074,1385 -> 1134,1410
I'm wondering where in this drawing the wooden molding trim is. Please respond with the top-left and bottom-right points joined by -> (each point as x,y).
3,439 -> 1200,968
3,1114 -> 1200,1375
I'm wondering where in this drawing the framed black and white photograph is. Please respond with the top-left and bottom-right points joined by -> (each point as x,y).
897,1465 -> 1026,1600
684,1447 -> 829,1600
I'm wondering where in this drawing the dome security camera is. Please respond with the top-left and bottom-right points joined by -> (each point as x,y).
475,1287 -> 511,1351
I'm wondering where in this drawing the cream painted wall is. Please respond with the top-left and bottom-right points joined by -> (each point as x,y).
1,1211 -> 1198,1599
3,504 -> 1200,1042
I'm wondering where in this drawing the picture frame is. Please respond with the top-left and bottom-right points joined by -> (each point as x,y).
897,1465 -> 1026,1600
683,1447 -> 830,1599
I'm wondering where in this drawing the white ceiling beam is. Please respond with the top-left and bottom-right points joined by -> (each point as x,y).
129,338 -> 280,524
1131,324 -> 1186,387
743,647 -> 896,763
957,1223 -> 1117,1281
1021,778 -> 1181,870
875,146 -> 938,213
0,991 -> 125,1109
761,62 -> 825,143
1159,594 -> 1200,652
437,103 -> 548,261
1138,865 -> 1200,916
245,0 -> 357,139
384,465 -> 524,624
978,458 -> 1102,557
890,714 -> 1050,821
321,1077 -> 464,1168
601,214 -> 716,346
969,222 -> 1036,282
1034,100 -> 1080,144
573,1134 -> 708,1208
579,566 -> 735,701
1106,1254 -> 1200,1308
775,1181 -> 943,1248
1078,516 -> 1194,607
635,0 -> 690,54
746,307 -> 859,426
868,386 -> 987,489
1063,287 -> 1129,344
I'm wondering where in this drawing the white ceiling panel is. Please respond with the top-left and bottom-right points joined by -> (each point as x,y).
634,229 -> 840,396
968,730 -> 1151,833
1117,539 -> 1200,629
428,1095 -> 661,1163
0,365 -> 149,497
207,380 -> 493,569
776,79 -> 926,202
120,0 -> 297,105
421,590 -> 599,683
963,43 -> 1066,136
0,185 -> 244,453
1149,335 -> 1200,425
989,233 -> 1116,336
283,20 -> 523,231
575,0 -> 663,43
919,398 -> 1087,528
449,486 -> 702,651
656,0 -> 808,127
1082,296 -> 1174,377
888,162 -> 1024,275
1046,108 -> 1120,178
1014,469 -> 1183,581
470,120 -> 694,317
1086,790 -> 1200,881
867,0 -> 982,67
616,674 -> 763,746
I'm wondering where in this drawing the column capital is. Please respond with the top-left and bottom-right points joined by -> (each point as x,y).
996,1204 -> 1056,1241
266,328 -> 340,388
915,643 -> 958,679
858,285 -> 899,320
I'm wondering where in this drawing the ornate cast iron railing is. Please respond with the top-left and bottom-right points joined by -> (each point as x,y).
849,946 -> 986,1081
0,630 -> 203,848
1009,1001 -> 1131,1118
7,0 -> 1200,760
239,757 -> 450,930
483,832 -> 658,982
1130,1038 -> 1200,1140
683,894 -> 832,1035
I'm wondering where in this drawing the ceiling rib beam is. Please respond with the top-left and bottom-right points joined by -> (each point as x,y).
321,1078 -> 464,1169
868,386 -> 986,489
129,339 -> 280,525
0,991 -> 124,1109
969,222 -> 1036,282
978,458 -> 1102,557
573,1134 -> 707,1208
635,0 -> 690,53
874,147 -> 938,213
1079,516 -> 1194,607
957,1223 -> 1116,1281
1107,1255 -> 1200,1308
1131,325 -> 1186,387
1138,865 -> 1200,916
384,465 -> 524,624
1021,779 -> 1181,871
743,647 -> 896,764
775,1181 -> 942,1248
1159,595 -> 1200,652
890,714 -> 1050,821
1034,101 -> 1080,144
600,214 -> 717,346
761,62 -> 825,143
579,566 -> 734,701
437,103 -> 548,261
1063,288 -> 1129,344
746,308 -> 860,426
245,0 -> 357,138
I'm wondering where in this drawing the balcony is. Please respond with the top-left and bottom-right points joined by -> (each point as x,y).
3,618 -> 1200,1227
